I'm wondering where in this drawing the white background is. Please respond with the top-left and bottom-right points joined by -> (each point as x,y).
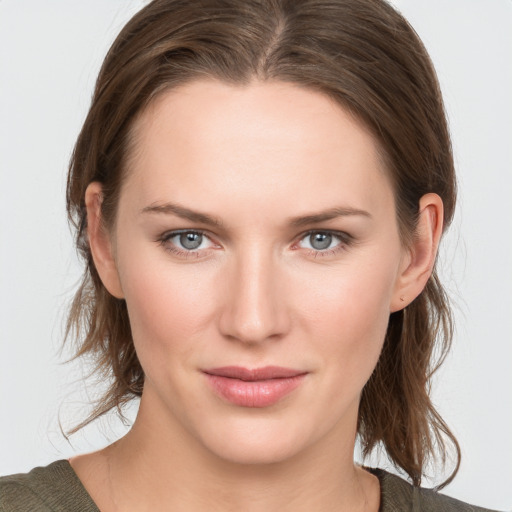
0,1 -> 511,510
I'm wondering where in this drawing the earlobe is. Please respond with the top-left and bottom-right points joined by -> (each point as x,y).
390,193 -> 444,312
85,182 -> 124,299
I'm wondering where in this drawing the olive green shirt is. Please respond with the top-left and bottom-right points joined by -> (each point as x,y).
0,460 -> 500,511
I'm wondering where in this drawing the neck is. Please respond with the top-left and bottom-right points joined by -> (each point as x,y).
96,392 -> 379,512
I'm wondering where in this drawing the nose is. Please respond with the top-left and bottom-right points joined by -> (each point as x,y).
218,248 -> 291,345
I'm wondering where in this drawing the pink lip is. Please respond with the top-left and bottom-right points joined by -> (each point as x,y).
203,366 -> 307,408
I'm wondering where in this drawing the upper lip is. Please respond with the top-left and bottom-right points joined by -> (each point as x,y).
203,366 -> 307,381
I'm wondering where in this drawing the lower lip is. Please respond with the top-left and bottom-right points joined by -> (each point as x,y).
204,374 -> 306,408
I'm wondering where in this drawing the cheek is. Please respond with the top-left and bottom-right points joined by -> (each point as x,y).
117,250 -> 219,366
291,255 -> 398,380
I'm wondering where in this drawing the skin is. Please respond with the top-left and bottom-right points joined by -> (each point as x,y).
72,79 -> 443,512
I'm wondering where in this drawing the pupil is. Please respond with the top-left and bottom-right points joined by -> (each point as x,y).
311,232 -> 332,250
180,232 -> 202,250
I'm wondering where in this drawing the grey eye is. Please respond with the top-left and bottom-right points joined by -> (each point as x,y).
179,232 -> 203,250
309,232 -> 333,250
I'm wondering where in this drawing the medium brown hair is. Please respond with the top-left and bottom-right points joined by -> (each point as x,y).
66,0 -> 459,487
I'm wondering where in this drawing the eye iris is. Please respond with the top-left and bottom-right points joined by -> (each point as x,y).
310,232 -> 332,250
180,232 -> 202,250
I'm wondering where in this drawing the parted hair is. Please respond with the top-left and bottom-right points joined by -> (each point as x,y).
66,0 -> 459,487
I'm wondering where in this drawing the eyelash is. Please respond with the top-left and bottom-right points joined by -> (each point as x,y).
157,229 -> 218,259
296,230 -> 353,258
157,229 -> 353,259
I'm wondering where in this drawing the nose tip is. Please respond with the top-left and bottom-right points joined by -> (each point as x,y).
224,314 -> 283,345
218,257 -> 290,345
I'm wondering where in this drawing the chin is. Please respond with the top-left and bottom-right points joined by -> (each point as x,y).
194,416 -> 316,466
208,439 -> 304,466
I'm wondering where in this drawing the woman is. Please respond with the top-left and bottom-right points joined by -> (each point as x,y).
0,0 -> 504,510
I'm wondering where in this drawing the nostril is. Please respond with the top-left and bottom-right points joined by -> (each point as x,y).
217,256 -> 291,343
218,297 -> 291,344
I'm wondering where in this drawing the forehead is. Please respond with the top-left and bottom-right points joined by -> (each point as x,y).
121,79 -> 394,223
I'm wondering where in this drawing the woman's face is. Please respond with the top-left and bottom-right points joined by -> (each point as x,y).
104,80 -> 409,464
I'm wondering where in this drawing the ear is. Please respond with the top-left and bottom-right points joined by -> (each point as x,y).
85,182 -> 124,299
390,193 -> 444,312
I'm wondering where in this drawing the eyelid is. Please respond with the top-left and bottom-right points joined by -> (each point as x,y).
293,229 -> 354,255
157,228 -> 353,259
157,228 -> 220,257
295,229 -> 353,244
160,228 -> 211,239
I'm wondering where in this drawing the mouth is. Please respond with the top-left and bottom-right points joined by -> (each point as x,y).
202,366 -> 308,408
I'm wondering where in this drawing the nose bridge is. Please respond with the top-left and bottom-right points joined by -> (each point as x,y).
219,243 -> 289,344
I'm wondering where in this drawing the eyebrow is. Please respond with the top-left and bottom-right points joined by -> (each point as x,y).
141,202 -> 223,227
141,202 -> 371,228
289,206 -> 372,227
